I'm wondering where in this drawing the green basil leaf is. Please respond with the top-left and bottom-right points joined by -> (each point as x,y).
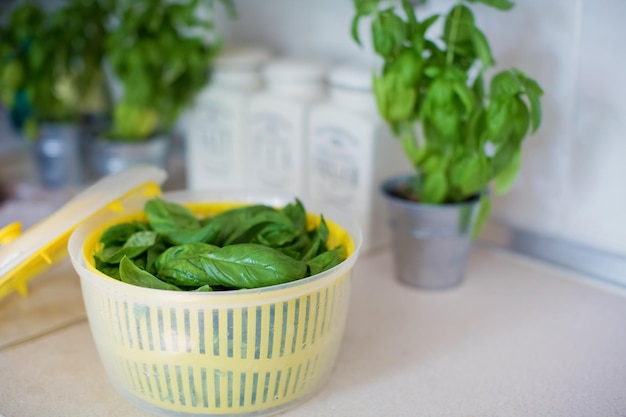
97,231 -> 157,263
490,70 -> 522,97
394,49 -> 423,86
412,15 -> 439,55
471,26 -> 495,69
301,216 -> 330,262
466,106 -> 486,150
99,221 -> 150,247
460,155 -> 488,195
281,198 -> 307,235
401,0 -> 419,34
471,195 -> 492,239
158,243 -> 307,289
205,204 -> 276,246
351,14 -> 363,46
145,238 -> 167,275
133,256 -> 147,271
155,242 -> 220,277
223,208 -> 296,246
307,246 -> 346,276
372,9 -> 406,58
453,81 -> 475,116
374,72 -> 417,122
466,0 -> 515,11
145,198 -> 199,230
278,234 -> 311,259
486,97 -> 511,141
444,4 -> 475,43
144,198 -> 220,245
255,223 -> 299,248
490,141 -> 517,176
421,171 -> 448,204
95,257 -> 121,280
514,69 -> 543,133
354,0 -> 379,15
120,256 -> 182,291
494,149 -> 521,194
509,96 -> 530,143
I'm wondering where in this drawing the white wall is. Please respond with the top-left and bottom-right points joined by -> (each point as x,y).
216,0 -> 626,256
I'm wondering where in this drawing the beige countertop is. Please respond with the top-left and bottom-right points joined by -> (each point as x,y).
1,245 -> 626,417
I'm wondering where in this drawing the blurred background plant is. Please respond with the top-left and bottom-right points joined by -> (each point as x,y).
105,0 -> 235,141
0,0 -> 113,139
0,0 -> 234,142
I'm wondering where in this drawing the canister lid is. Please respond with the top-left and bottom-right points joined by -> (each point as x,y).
215,46 -> 273,70
0,166 -> 167,301
327,65 -> 374,91
262,59 -> 328,84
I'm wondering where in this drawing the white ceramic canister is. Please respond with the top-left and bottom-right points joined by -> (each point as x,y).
186,47 -> 272,190
307,65 -> 412,253
247,59 -> 327,198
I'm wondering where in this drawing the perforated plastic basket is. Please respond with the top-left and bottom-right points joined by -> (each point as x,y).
68,188 -> 361,417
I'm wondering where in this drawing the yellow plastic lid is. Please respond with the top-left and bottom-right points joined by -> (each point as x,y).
0,166 -> 167,301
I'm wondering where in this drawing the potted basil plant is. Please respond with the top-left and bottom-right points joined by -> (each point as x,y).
0,1 -> 110,188
352,0 -> 544,289
91,0 -> 234,177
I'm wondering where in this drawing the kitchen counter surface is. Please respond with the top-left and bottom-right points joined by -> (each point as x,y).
1,245 -> 626,417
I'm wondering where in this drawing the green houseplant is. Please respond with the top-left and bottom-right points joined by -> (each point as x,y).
89,0 -> 233,176
352,0 -> 544,288
0,1 -> 111,187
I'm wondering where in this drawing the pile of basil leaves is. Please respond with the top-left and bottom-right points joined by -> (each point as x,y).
94,198 -> 346,291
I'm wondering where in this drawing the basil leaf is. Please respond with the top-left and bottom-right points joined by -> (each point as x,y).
301,216 -> 330,262
99,221 -> 150,247
494,149 -> 521,194
471,26 -> 495,70
255,223 -> 299,248
278,234 -> 311,259
490,70 -> 522,97
401,0 -> 419,33
145,198 -> 219,245
120,256 -> 182,291
354,0 -> 379,15
486,97 -> 511,141
158,243 -> 307,289
95,257 -> 121,280
491,141 -> 521,180
155,242 -> 220,277
422,171 -> 448,204
514,69 -> 543,133
145,238 -> 167,275
471,195 -> 492,238
222,208 -> 296,246
453,81 -> 475,116
351,14 -> 363,46
97,231 -> 157,263
460,155 -> 489,196
372,9 -> 406,58
444,5 -> 475,44
193,284 -> 213,292
205,204 -> 276,245
281,198 -> 307,235
466,0 -> 515,11
307,246 -> 346,276
144,198 -> 198,230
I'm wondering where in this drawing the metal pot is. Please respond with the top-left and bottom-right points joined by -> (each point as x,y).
34,122 -> 82,189
381,175 -> 480,290
89,135 -> 170,178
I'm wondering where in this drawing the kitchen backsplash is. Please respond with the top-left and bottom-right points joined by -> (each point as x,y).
214,0 -> 626,257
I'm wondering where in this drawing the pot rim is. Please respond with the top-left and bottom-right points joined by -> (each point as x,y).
380,174 -> 482,210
